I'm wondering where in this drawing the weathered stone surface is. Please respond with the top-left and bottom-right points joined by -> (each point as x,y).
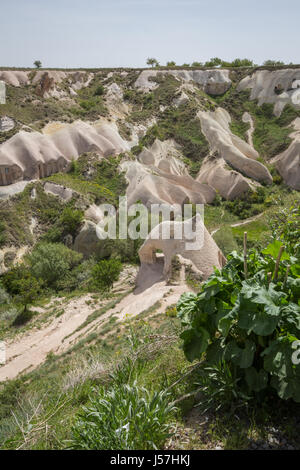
237,69 -> 300,116
44,182 -> 73,201
271,118 -> 300,189
74,220 -> 100,258
0,116 -> 14,132
198,108 -> 273,185
197,153 -> 259,200
134,69 -> 231,95
120,139 -> 216,208
137,215 -> 226,286
0,120 -> 129,186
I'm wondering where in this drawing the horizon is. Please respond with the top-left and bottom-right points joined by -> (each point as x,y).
1,0 -> 299,68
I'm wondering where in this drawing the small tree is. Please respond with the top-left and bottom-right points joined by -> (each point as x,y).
146,57 -> 159,68
28,243 -> 82,289
263,60 -> 285,67
192,61 -> 203,67
90,259 -> 122,291
166,61 -> 176,67
230,58 -> 253,67
15,276 -> 41,313
204,57 -> 222,67
94,84 -> 104,96
34,60 -> 42,69
59,207 -> 83,236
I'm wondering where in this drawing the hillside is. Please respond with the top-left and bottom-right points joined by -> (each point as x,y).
0,66 -> 300,450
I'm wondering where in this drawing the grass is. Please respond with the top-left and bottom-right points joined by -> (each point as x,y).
44,173 -> 114,204
1,305 -> 299,450
70,153 -> 127,202
207,186 -> 300,253
133,99 -> 210,176
0,310 -> 185,450
1,77 -> 107,130
0,181 -> 86,248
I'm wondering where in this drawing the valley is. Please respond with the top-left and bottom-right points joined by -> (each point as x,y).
0,64 -> 299,450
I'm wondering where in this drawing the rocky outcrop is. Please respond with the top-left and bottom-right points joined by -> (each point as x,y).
137,215 -> 226,285
73,220 -> 99,258
44,182 -> 74,201
0,246 -> 29,274
0,116 -> 14,132
271,118 -> 300,189
0,70 -> 94,98
237,69 -> 300,116
198,108 -> 273,185
197,154 -> 258,200
0,120 -> 129,185
33,70 -> 94,99
0,71 -> 30,87
105,83 -> 130,118
134,69 -> 231,95
120,139 -> 216,208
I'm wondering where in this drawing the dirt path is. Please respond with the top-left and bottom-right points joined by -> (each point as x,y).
0,294 -> 99,381
0,266 -> 186,381
61,280 -> 187,352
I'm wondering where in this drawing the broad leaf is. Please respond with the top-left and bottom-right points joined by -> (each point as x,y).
180,327 -> 210,362
245,367 -> 268,392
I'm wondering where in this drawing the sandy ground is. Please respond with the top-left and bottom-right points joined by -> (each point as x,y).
0,265 -> 186,382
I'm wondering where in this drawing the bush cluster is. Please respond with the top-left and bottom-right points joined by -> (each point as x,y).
177,235 -> 300,405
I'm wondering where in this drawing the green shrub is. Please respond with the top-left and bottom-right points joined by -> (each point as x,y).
14,275 -> 42,313
55,258 -> 96,292
90,259 -> 122,291
1,266 -> 32,296
0,221 -> 6,247
41,226 -> 63,243
195,362 -> 251,413
270,200 -> 300,257
69,383 -> 176,450
224,189 -> 266,219
28,243 -> 82,289
94,85 -> 104,96
177,240 -> 300,404
0,306 -> 18,323
0,286 -> 10,305
59,207 -> 83,236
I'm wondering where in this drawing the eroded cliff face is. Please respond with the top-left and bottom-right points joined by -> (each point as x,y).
237,68 -> 300,116
0,66 -> 299,203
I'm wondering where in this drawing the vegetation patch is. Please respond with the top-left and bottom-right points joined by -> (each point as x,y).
214,89 -> 300,159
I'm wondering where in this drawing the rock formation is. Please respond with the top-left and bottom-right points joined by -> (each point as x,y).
197,154 -> 259,200
0,120 -> 129,186
271,118 -> 300,189
120,139 -> 216,207
198,108 -> 273,185
137,214 -> 226,286
134,69 -> 231,95
0,116 -> 14,132
237,68 -> 300,116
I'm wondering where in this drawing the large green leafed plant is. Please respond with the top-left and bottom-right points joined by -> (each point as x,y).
177,241 -> 300,402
